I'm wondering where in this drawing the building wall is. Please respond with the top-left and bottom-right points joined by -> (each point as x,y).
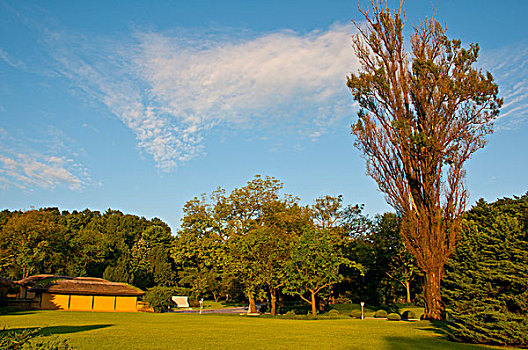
41,293 -> 69,310
93,295 -> 116,311
115,296 -> 138,312
69,295 -> 93,311
39,293 -> 138,312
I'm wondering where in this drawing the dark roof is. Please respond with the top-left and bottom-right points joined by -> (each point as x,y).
22,275 -> 144,296
17,274 -> 70,286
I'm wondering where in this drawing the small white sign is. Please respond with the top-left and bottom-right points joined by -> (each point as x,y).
171,296 -> 189,308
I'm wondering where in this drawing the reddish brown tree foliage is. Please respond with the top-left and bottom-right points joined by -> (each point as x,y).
347,1 -> 502,320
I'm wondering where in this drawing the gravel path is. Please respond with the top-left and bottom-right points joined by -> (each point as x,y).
170,306 -> 249,314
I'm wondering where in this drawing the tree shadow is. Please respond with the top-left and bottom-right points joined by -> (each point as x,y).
384,321 -> 488,350
384,336 -> 487,350
41,324 -> 113,336
1,324 -> 112,337
417,320 -> 453,338
0,310 -> 37,316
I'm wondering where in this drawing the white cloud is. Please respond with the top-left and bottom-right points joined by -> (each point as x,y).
0,130 -> 91,191
0,153 -> 88,191
0,47 -> 27,69
42,22 -> 528,173
47,24 -> 360,171
481,44 -> 528,129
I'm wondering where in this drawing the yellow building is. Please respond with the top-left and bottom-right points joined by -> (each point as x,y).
17,275 -> 144,312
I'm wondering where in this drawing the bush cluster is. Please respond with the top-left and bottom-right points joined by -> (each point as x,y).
284,310 -> 297,317
350,310 -> 362,319
326,309 -> 339,316
387,313 -> 401,321
374,309 -> 388,318
334,296 -> 352,304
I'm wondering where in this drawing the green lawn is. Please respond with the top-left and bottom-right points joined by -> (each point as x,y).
0,310 -> 496,349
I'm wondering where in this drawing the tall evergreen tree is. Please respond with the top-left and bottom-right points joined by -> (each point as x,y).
444,194 -> 528,347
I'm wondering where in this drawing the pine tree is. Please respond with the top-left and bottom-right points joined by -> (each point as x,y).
443,194 -> 528,347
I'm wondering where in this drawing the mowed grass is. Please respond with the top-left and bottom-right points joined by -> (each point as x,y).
1,310 -> 493,350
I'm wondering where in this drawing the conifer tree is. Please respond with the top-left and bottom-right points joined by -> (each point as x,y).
444,194 -> 528,347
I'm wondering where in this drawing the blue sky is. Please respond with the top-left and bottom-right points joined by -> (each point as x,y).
1,0 -> 527,232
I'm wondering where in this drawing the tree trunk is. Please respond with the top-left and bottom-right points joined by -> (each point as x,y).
248,295 -> 257,313
423,268 -> 445,320
405,280 -> 411,304
270,289 -> 277,316
310,291 -> 317,317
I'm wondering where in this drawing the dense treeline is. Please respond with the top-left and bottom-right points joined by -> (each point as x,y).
0,208 -> 175,291
0,176 -> 420,314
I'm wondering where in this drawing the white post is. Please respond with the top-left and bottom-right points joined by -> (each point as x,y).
360,302 -> 365,320
199,298 -> 203,314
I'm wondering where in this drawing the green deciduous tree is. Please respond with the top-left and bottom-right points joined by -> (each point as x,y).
0,209 -> 66,279
372,213 -> 417,304
347,1 -> 501,319
230,226 -> 291,315
173,190 -> 232,301
284,227 -> 361,317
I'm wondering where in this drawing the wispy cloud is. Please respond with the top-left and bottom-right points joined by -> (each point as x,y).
0,128 -> 92,191
0,47 -> 26,69
481,43 -> 528,129
7,6 -> 527,177
46,24 -> 359,171
50,26 -> 528,172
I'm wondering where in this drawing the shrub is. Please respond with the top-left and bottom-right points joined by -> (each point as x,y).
188,299 -> 200,308
350,310 -> 362,319
0,327 -> 40,349
334,296 -> 352,304
0,327 -> 72,349
144,286 -> 174,313
387,313 -> 401,321
401,310 -> 416,320
326,309 -> 339,316
284,310 -> 296,317
374,309 -> 388,318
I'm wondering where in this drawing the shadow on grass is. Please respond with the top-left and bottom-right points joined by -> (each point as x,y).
384,321 -> 487,350
417,320 -> 453,338
1,324 -> 112,337
41,324 -> 113,336
384,336 -> 486,350
0,308 -> 37,316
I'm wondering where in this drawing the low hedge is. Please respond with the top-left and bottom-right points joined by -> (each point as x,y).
387,313 -> 401,321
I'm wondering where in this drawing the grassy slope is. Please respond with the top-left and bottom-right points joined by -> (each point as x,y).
0,311 -> 493,350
